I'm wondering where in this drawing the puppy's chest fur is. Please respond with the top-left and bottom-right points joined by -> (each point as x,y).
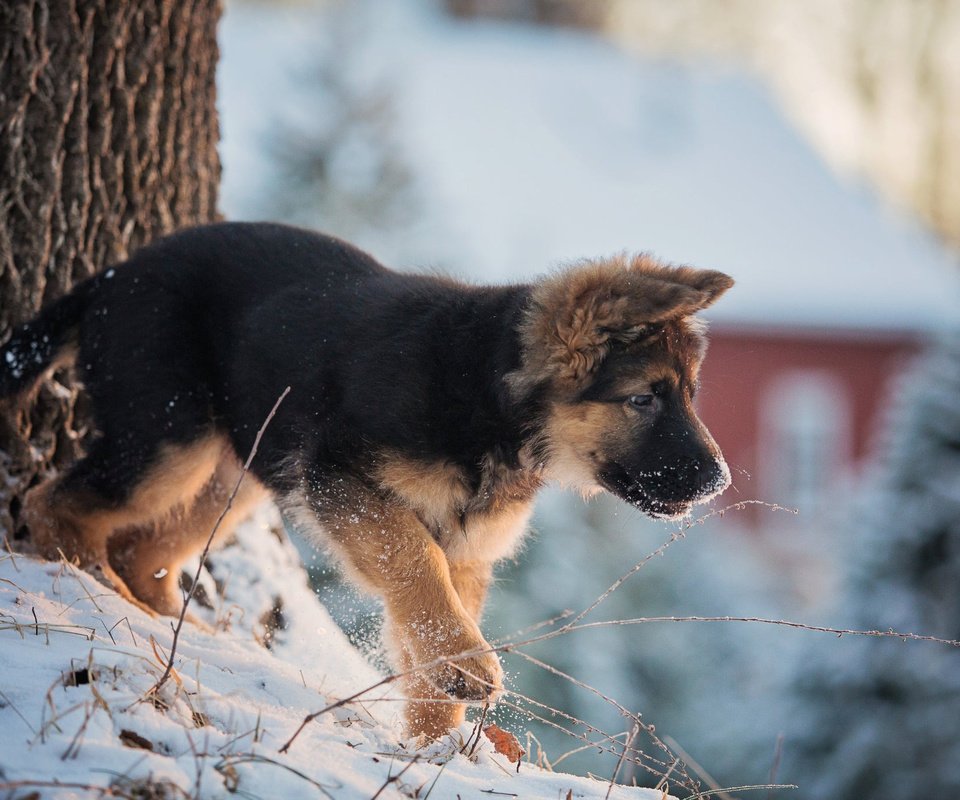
376,453 -> 542,562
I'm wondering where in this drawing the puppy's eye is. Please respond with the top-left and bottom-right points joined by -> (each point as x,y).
627,394 -> 654,409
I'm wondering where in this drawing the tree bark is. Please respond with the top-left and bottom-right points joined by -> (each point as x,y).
0,0 -> 222,537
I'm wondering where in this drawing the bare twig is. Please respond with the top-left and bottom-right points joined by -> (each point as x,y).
150,386 -> 290,697
554,501 -> 796,636
499,696 -> 680,787
62,701 -> 97,760
2,534 -> 20,571
493,607 -> 575,645
279,599 -> 959,762
462,701 -> 490,758
552,616 -> 960,647
655,757 -> 681,794
56,550 -> 105,612
215,753 -> 337,799
524,730 -> 552,770
550,740 -> 605,770
98,618 -> 117,645
559,528 -> 687,634
0,688 -> 36,734
766,734 -> 785,800
513,650 -> 693,787
421,755 -> 451,799
280,672 -> 402,753
0,612 -> 95,640
515,651 -> 694,786
605,722 -> 639,800
663,735 -> 732,800
687,784 -> 798,799
0,780 -> 126,796
0,575 -> 30,593
109,616 -> 138,647
493,500 -> 796,658
369,755 -> 420,800
277,492 -> 956,791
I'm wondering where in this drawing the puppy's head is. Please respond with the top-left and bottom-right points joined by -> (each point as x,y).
511,254 -> 733,519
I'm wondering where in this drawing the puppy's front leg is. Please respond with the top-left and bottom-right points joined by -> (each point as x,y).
312,487 -> 503,737
395,559 -> 497,738
449,560 -> 494,621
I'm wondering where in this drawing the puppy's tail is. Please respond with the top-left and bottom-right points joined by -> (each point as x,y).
0,276 -> 99,398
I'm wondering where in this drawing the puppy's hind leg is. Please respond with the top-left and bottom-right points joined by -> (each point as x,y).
24,434 -> 227,615
23,435 -> 159,574
107,452 -> 268,617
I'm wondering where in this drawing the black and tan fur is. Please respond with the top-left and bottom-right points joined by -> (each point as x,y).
0,222 -> 733,738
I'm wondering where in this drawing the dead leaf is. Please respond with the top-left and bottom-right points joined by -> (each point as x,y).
483,724 -> 526,764
119,729 -> 154,751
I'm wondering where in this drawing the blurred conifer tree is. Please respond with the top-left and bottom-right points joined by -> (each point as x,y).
784,332 -> 960,798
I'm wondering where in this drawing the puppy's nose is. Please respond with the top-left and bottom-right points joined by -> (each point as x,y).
654,455 -> 728,501
698,455 -> 731,497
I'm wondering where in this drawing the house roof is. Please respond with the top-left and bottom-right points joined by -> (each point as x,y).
220,1 -> 959,332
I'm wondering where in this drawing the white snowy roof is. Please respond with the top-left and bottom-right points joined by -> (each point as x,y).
220,1 -> 959,332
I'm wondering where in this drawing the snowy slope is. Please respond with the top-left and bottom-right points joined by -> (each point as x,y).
0,506 -> 673,799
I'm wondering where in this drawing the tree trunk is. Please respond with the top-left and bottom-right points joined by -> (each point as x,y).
0,0 -> 222,537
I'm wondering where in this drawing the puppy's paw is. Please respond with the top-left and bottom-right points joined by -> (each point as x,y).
395,614 -> 504,704
428,645 -> 504,702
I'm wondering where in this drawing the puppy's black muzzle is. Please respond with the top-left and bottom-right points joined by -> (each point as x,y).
599,451 -> 730,519
644,454 -> 727,504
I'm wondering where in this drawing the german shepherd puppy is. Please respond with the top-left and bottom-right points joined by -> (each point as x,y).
1,222 -> 732,738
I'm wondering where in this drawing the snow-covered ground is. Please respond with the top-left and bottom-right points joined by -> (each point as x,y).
0,506 -> 674,799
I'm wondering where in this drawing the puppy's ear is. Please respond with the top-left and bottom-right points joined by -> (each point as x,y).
638,263 -> 735,321
511,255 -> 733,392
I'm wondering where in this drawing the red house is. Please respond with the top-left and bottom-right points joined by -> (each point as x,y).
696,324 -> 927,528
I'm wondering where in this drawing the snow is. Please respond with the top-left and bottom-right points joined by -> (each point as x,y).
0,505 -> 673,799
218,0 -> 959,332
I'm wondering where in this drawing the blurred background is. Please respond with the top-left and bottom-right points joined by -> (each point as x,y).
217,1 -> 960,796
